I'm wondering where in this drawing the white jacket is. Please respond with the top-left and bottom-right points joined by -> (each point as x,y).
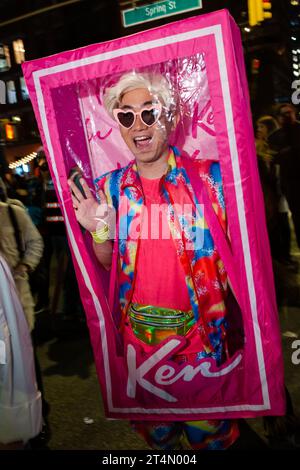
0,254 -> 42,443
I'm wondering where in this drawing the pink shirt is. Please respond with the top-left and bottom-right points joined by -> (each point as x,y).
132,176 -> 191,311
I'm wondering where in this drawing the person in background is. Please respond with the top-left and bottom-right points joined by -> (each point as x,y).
34,149 -> 66,313
256,115 -> 278,169
0,176 -> 44,331
35,150 -> 84,321
0,174 -> 27,209
0,176 -> 51,447
256,116 -> 300,448
0,253 -> 42,449
269,104 -> 300,252
255,115 -> 291,263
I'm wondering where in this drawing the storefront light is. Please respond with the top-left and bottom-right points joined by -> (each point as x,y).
8,151 -> 38,169
5,123 -> 15,140
13,39 -> 25,64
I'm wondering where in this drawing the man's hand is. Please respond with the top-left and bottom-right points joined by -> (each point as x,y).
68,175 -> 109,233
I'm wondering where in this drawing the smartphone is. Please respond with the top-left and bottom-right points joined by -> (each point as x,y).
68,167 -> 86,233
68,168 -> 86,199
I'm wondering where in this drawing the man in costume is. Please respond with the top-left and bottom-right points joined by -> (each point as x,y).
68,72 -> 240,450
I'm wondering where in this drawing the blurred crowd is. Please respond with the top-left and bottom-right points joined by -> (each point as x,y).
255,103 -> 300,304
0,149 -> 84,449
0,149 -> 84,320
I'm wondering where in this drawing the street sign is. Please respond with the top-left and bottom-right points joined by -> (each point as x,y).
122,0 -> 203,28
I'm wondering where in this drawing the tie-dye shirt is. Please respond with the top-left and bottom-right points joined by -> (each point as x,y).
94,147 -> 229,364
132,175 -> 191,311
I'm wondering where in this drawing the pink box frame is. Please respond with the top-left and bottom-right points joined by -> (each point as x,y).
23,9 -> 285,420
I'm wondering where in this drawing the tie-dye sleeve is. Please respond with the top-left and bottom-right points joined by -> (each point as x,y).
198,160 -> 227,233
94,172 -> 113,206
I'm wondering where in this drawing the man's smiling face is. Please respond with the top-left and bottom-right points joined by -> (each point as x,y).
118,87 -> 171,165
